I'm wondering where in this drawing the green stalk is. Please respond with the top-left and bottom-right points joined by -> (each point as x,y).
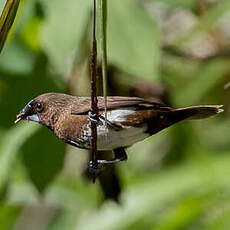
99,0 -> 108,121
0,0 -> 20,54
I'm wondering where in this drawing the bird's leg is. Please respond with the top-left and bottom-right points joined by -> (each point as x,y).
99,148 -> 128,164
88,148 -> 127,174
88,110 -> 125,175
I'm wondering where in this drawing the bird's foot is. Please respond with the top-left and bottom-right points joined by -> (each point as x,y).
88,111 -> 122,131
88,160 -> 106,175
88,111 -> 103,125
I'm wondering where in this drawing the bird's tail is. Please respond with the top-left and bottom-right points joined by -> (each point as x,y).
172,105 -> 224,120
147,105 -> 223,135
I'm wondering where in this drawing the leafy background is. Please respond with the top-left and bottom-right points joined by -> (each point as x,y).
0,0 -> 230,229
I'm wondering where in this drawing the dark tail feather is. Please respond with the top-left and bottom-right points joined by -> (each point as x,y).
173,105 -> 224,120
147,105 -> 223,135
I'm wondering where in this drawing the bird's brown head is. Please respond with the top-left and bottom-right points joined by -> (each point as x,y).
15,93 -> 74,129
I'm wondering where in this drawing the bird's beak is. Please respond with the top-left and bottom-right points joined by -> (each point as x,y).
15,102 -> 34,124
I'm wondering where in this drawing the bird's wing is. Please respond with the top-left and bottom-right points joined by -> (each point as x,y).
71,96 -> 171,115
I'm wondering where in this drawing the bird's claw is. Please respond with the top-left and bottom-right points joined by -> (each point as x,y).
88,111 -> 122,131
88,111 -> 103,125
88,160 -> 105,175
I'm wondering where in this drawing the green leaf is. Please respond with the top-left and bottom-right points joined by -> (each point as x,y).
0,39 -> 36,74
173,59 -> 229,106
41,0 -> 160,80
20,16 -> 41,52
0,0 -> 20,53
153,196 -> 204,230
108,0 -> 160,80
0,123 -> 39,190
75,155 -> 230,230
0,55 -> 65,129
0,55 -> 65,192
40,0 -> 91,77
0,205 -> 21,230
21,127 -> 66,193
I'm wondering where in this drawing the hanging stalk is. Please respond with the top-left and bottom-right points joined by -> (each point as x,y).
0,0 -> 20,54
90,0 -> 99,183
99,0 -> 108,121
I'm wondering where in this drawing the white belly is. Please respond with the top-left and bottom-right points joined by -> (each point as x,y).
96,124 -> 149,150
80,108 -> 150,150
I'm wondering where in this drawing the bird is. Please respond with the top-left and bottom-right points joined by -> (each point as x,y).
15,92 -> 223,171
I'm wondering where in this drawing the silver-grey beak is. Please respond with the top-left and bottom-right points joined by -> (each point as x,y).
15,102 -> 34,124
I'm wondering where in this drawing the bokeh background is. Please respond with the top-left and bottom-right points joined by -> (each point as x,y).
1,0 -> 230,229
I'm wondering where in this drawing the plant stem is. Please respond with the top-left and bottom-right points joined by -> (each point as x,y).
90,0 -> 98,183
99,0 -> 108,121
0,0 -> 20,54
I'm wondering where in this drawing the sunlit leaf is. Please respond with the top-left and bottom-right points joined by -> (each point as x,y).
20,16 -> 41,52
108,0 -> 160,80
40,0 -> 91,77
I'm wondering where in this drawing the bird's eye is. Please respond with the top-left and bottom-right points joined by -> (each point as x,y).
35,102 -> 44,113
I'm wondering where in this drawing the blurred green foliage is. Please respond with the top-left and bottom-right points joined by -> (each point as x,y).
0,0 -> 230,229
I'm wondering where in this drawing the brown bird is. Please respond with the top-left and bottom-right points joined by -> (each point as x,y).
15,93 -> 223,170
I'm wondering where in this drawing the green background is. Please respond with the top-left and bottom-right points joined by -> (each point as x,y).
0,0 -> 230,229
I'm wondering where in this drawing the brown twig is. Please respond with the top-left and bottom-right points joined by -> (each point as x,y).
90,0 -> 98,183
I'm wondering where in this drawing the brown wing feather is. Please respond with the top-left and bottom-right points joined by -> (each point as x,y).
71,96 -> 171,115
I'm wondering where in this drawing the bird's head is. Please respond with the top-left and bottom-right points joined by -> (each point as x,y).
15,93 -> 73,129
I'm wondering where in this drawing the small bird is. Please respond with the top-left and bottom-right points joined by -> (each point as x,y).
15,93 -> 223,170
